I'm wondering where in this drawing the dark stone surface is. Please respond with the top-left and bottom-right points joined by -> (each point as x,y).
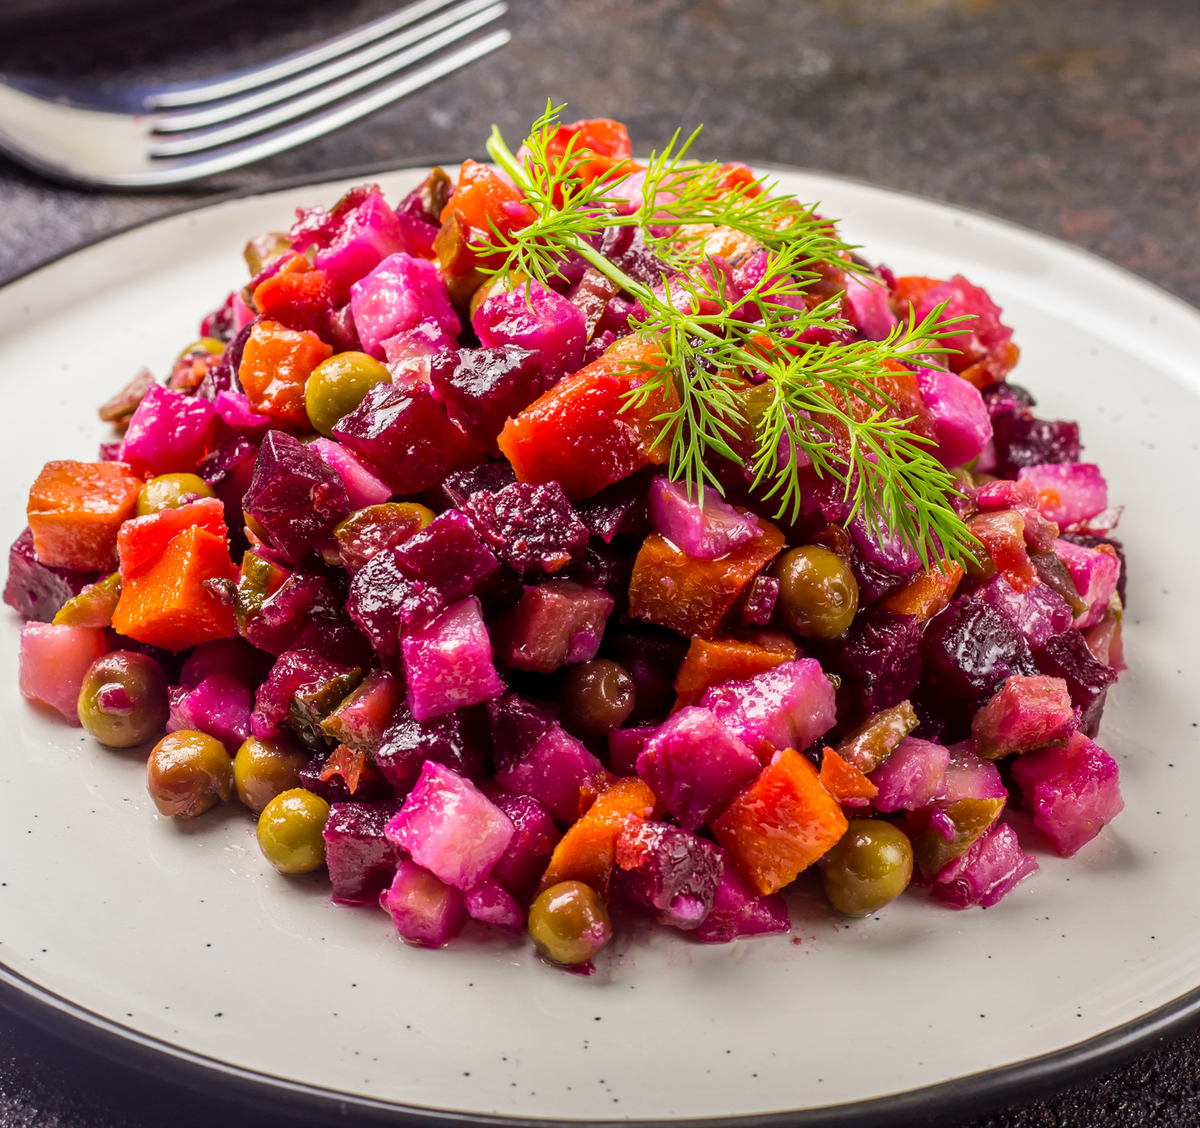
1,0 -> 1199,1125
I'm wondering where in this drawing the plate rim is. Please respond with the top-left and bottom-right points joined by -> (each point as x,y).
3,158 -> 1198,1127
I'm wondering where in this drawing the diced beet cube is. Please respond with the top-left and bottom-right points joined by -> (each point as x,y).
180,637 -> 273,689
429,462 -> 518,511
1054,538 -> 1120,629
647,476 -> 760,560
243,431 -> 351,564
240,572 -> 327,657
472,279 -> 587,387
1061,532 -> 1126,606
820,608 -> 922,721
920,592 -> 1039,723
1011,731 -> 1123,857
1017,463 -> 1107,528
309,191 -> 411,302
971,675 -> 1074,760
482,787 -> 561,903
18,623 -> 107,725
914,275 -> 1013,373
375,701 -> 488,788
693,846 -> 791,943
384,760 -> 515,889
636,707 -> 761,830
393,510 -> 498,601
931,822 -> 1038,908
869,737 -> 951,812
740,574 -> 779,627
993,413 -> 1080,477
166,673 -> 252,753
400,597 -> 504,721
349,252 -> 460,359
974,574 -> 1073,650
323,800 -> 405,904
612,820 -> 723,929
380,859 -> 469,948
5,527 -> 99,623
699,659 -> 837,755
463,481 -> 589,575
320,668 -> 404,754
120,384 -> 218,478
332,382 -> 478,496
464,879 -> 525,931
251,649 -> 360,741
1032,628 -> 1117,737
606,627 -> 690,722
494,725 -> 609,824
599,224 -> 671,288
980,381 -> 1035,420
609,724 -> 659,777
847,511 -> 923,603
347,546 -> 445,657
915,366 -> 992,467
842,272 -> 897,341
487,694 -> 556,769
430,345 -> 545,451
309,437 -> 392,508
495,581 -> 614,673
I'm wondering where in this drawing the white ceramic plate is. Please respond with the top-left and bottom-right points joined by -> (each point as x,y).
1,165 -> 1198,1127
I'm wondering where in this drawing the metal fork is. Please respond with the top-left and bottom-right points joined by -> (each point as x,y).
0,0 -> 509,189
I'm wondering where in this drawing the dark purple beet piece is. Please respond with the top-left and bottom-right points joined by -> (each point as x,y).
251,649 -> 360,741
481,788 -> 560,904
573,469 -> 652,543
740,574 -> 780,627
1032,628 -> 1118,737
599,225 -> 671,288
486,694 -> 556,773
300,754 -> 393,804
4,527 -> 98,622
241,572 -> 326,657
197,438 -> 258,535
243,431 -> 350,563
821,608 -> 921,720
323,801 -> 405,905
920,594 -> 1039,723
605,627 -> 689,722
331,381 -> 478,495
463,481 -> 588,575
993,415 -> 1081,477
374,701 -> 488,787
393,510 -> 498,601
980,381 -> 1035,420
430,345 -> 545,451
612,821 -> 723,930
346,546 -> 445,657
566,542 -> 637,600
428,462 -> 517,512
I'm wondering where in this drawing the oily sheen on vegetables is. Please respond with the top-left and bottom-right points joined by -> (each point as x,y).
8,109 -> 1127,968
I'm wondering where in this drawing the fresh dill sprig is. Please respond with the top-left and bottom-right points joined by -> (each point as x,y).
480,102 -> 979,567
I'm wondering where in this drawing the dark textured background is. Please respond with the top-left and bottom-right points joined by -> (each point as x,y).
2,0 -> 1199,1123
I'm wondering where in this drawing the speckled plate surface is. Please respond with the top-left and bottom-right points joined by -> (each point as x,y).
0,166 -> 1198,1126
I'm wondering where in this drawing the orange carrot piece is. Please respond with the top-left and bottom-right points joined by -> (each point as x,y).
711,747 -> 849,896
819,747 -> 879,806
27,460 -> 143,572
877,560 -> 965,623
629,519 -> 785,640
117,497 -> 228,582
536,776 -> 658,899
673,633 -> 797,710
238,319 -> 331,429
112,525 -> 237,651
319,744 -> 368,794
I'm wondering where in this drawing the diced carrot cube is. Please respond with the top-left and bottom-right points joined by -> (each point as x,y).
497,336 -> 678,500
112,525 -> 237,651
890,275 -> 941,315
117,497 -> 228,583
819,747 -> 879,806
673,632 -> 796,710
711,747 -> 849,895
536,776 -> 658,899
238,318 -> 332,428
27,460 -> 143,572
253,260 -> 337,336
629,519 -> 785,640
877,560 -> 964,623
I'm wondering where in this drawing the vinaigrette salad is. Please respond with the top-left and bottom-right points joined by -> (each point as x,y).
8,110 -> 1126,967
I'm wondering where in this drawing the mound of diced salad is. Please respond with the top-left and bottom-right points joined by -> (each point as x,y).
7,115 -> 1126,967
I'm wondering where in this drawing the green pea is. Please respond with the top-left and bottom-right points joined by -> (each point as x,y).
823,819 -> 913,917
146,730 -> 232,819
528,880 -> 612,965
136,473 -> 215,517
257,789 -> 330,874
770,544 -> 859,640
560,660 -> 635,736
78,650 -> 169,747
233,735 -> 310,814
305,351 -> 392,436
